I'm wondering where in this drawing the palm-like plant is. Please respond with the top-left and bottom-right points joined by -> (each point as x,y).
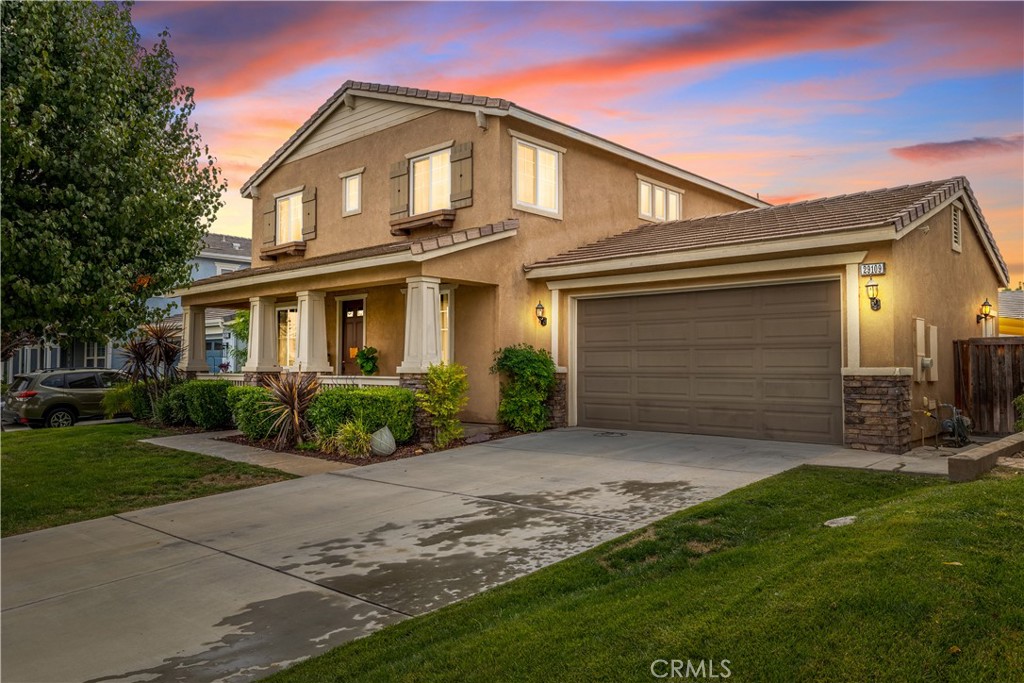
261,372 -> 320,449
120,321 -> 182,411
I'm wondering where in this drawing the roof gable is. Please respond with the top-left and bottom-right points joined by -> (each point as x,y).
527,177 -> 1009,285
240,80 -> 766,208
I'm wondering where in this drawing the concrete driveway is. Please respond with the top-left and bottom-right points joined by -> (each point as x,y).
2,429 -> 849,682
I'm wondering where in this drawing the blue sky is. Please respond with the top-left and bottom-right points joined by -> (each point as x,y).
132,1 -> 1024,283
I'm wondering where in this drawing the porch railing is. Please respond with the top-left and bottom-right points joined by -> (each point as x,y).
320,375 -> 401,388
193,372 -> 400,388
194,372 -> 246,386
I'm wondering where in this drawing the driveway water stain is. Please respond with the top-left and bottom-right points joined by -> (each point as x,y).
82,590 -> 404,683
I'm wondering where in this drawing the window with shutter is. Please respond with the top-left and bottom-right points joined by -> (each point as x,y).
450,142 -> 473,209
275,191 -> 303,243
410,148 -> 451,216
301,186 -> 317,240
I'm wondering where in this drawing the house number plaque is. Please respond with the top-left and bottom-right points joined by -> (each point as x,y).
859,262 -> 886,276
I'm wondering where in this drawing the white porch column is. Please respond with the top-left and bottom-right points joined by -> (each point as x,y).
179,304 -> 209,372
242,296 -> 281,373
397,275 -> 442,373
295,290 -> 332,373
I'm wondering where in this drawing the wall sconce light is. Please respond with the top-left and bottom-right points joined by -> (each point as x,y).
865,278 -> 881,311
976,298 -> 992,324
535,301 -> 548,326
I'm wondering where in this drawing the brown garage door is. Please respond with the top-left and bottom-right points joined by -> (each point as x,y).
576,281 -> 842,444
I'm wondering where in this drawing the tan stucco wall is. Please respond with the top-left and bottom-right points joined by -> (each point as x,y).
214,104 -> 760,423
891,202 -> 1002,440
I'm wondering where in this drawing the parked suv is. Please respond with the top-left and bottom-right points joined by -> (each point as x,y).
2,369 -> 124,428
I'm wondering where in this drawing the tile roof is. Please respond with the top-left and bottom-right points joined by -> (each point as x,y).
528,176 -> 1009,282
240,80 -> 511,196
185,219 -> 518,289
162,307 -> 239,328
201,232 -> 252,257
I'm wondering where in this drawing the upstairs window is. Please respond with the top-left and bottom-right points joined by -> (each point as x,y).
276,191 -> 303,244
411,148 -> 451,215
639,178 -> 682,222
340,167 -> 364,217
514,138 -> 561,217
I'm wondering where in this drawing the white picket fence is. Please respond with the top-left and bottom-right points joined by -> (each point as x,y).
194,373 -> 400,388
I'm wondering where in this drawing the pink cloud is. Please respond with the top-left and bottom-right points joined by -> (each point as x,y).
891,135 -> 1024,162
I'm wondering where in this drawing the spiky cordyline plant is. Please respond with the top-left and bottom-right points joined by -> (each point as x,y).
261,372 -> 320,449
120,321 -> 182,410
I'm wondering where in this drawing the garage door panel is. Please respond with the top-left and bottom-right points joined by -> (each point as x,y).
694,348 -> 756,369
635,376 -> 691,397
762,378 -> 838,401
577,281 -> 842,444
637,322 -> 691,342
635,349 -> 690,368
693,377 -> 758,399
579,349 -> 632,369
763,347 -> 836,371
580,374 -> 632,395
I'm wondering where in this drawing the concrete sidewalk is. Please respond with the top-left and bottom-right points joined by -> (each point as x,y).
142,430 -> 353,476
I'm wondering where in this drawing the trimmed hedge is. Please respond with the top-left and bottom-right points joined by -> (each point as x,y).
183,380 -> 233,430
308,386 -> 416,444
155,383 -> 191,426
227,385 -> 277,441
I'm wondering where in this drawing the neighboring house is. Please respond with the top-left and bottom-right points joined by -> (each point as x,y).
4,233 -> 251,380
175,81 -> 1009,455
998,290 -> 1024,336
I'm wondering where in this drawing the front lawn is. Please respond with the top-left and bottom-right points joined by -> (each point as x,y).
269,467 -> 1024,682
1,423 -> 296,536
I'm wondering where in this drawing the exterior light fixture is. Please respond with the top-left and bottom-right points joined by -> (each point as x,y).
865,278 -> 881,311
535,301 -> 547,326
977,298 -> 993,324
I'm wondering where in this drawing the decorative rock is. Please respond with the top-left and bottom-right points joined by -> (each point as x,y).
823,516 -> 857,528
370,426 -> 396,457
465,433 -> 491,444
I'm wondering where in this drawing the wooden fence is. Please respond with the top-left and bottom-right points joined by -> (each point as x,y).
953,337 -> 1024,435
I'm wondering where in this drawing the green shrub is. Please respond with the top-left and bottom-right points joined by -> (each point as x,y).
227,386 -> 277,441
102,382 -> 136,418
490,344 -> 557,433
416,363 -> 469,448
308,386 -> 416,444
127,381 -> 153,420
155,382 -> 192,426
339,420 -> 373,458
1014,394 -> 1024,432
183,380 -> 233,430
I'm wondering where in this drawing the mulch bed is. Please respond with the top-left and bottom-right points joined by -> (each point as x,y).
218,429 -> 521,467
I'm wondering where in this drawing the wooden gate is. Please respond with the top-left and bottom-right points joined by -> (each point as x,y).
953,338 -> 1024,435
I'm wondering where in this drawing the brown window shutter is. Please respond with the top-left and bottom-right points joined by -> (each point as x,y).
262,208 -> 276,245
390,159 -> 409,219
302,186 -> 317,240
450,141 -> 473,208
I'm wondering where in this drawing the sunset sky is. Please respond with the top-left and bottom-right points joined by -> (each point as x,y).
132,1 -> 1024,285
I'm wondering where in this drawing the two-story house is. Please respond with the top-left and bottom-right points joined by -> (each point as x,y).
177,81 -> 1009,454
4,233 -> 251,380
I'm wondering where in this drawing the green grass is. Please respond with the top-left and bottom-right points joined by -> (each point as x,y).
1,423 -> 296,536
269,467 -> 1024,683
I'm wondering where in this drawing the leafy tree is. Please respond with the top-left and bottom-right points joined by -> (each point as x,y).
0,1 -> 225,358
227,309 -> 250,366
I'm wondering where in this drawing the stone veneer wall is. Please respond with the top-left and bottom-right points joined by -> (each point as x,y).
843,374 -> 912,454
546,371 -> 568,429
398,373 -> 431,443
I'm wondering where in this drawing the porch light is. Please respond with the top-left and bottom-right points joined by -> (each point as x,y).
535,301 -> 548,326
865,278 -> 881,311
977,298 -> 993,324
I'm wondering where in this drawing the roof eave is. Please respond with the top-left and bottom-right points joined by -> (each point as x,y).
525,225 -> 894,280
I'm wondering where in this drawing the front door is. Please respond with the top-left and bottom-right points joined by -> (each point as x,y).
340,299 -> 364,375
